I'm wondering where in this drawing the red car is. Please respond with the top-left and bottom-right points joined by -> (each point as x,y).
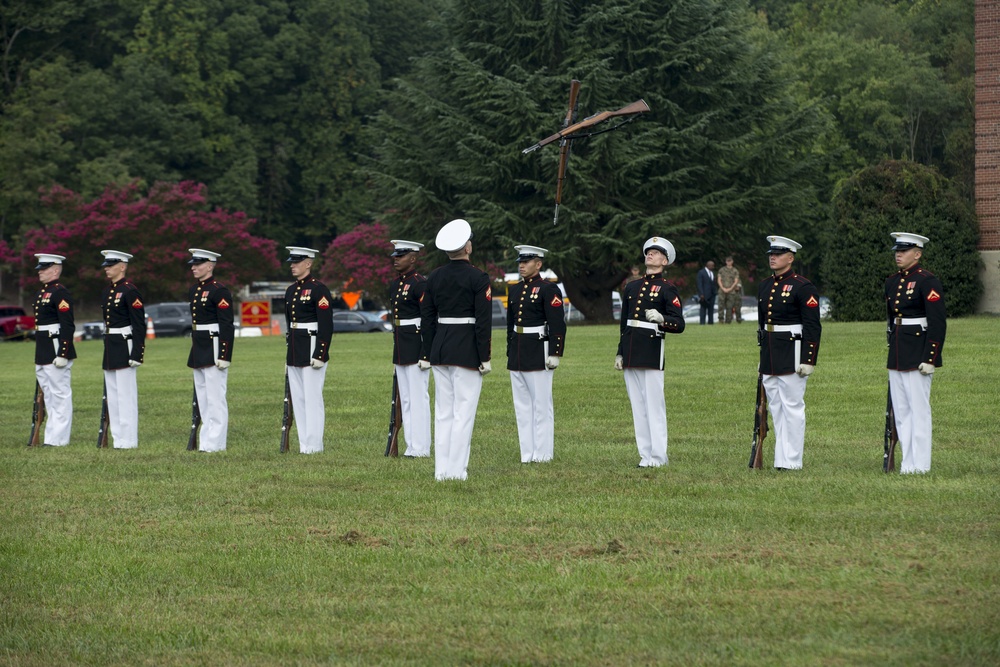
0,305 -> 35,341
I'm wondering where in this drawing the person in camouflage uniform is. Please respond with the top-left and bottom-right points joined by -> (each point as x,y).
717,256 -> 743,323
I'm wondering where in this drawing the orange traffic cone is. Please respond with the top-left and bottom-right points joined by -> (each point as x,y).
270,318 -> 280,336
145,315 -> 156,339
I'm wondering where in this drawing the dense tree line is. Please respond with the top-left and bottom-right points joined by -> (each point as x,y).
0,0 -> 977,317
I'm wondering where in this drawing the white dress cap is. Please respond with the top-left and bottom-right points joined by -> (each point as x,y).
890,232 -> 929,250
642,237 -> 676,266
34,253 -> 66,269
435,219 -> 473,252
188,248 -> 221,264
101,249 -> 134,266
514,244 -> 548,261
390,240 -> 425,257
285,246 -> 319,262
766,235 -> 802,254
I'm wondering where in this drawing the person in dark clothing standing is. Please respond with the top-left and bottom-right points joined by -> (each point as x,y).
697,260 -> 718,325
506,244 -> 566,463
100,250 -> 145,449
885,232 -> 946,473
615,237 -> 686,468
186,248 -> 235,452
420,219 -> 492,481
756,236 -> 822,470
388,239 -> 431,458
283,247 -> 334,454
32,253 -> 76,446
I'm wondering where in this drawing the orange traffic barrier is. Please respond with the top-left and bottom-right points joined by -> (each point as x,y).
269,318 -> 281,336
145,316 -> 156,339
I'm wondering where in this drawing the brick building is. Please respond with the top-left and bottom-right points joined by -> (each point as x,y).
977,0 -> 1000,312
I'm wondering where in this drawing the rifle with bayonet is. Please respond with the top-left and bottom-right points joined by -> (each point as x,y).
280,369 -> 293,454
187,384 -> 201,451
883,383 -> 898,473
551,79 -> 581,225
748,374 -> 768,469
27,381 -> 46,447
385,371 -> 402,457
97,379 -> 110,448
522,98 -> 650,155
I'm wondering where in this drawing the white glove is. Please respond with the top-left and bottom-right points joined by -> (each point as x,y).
545,356 -> 560,370
215,359 -> 231,370
310,358 -> 325,369
796,363 -> 814,378
128,360 -> 142,368
645,309 -> 664,324
479,360 -> 492,376
614,355 -> 624,371
918,363 -> 935,376
418,360 -> 431,371
53,357 -> 68,369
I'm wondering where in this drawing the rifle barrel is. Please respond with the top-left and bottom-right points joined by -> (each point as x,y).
522,98 -> 650,153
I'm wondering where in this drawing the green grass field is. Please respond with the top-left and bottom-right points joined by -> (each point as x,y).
2,319 -> 999,665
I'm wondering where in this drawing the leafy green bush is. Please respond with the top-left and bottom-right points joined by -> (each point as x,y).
822,160 -> 981,320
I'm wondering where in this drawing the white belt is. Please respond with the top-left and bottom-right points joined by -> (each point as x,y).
395,317 -> 420,327
192,323 -> 220,333
626,319 -> 660,331
108,326 -> 133,336
763,324 -> 803,334
438,317 -> 475,325
37,324 -> 60,334
290,322 -> 318,331
514,325 -> 546,335
895,317 -> 927,327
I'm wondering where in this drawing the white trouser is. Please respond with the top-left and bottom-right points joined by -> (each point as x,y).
762,373 -> 808,469
889,370 -> 933,473
35,361 -> 73,446
193,366 -> 229,452
624,368 -> 667,467
104,367 -> 138,449
432,366 -> 483,480
395,363 -> 431,457
287,364 -> 327,454
510,369 -> 555,462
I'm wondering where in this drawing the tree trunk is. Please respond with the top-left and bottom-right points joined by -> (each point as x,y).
560,268 -> 626,323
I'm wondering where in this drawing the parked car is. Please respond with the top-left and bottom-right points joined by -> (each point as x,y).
492,300 -> 506,328
144,302 -> 193,337
0,305 -> 35,341
332,310 -> 392,333
81,321 -> 105,340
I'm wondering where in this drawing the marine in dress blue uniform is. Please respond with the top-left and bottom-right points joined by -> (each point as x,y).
284,247 -> 334,453
420,219 -> 492,481
187,249 -> 235,452
32,253 -> 76,446
506,245 -> 566,463
615,237 -> 685,467
388,239 -> 431,457
756,236 -> 822,470
100,250 -> 145,449
884,232 -> 946,473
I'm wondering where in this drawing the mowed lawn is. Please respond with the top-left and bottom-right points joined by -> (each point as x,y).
1,318 -> 998,666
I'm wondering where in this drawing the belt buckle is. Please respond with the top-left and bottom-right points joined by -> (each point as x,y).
515,326 -> 523,334
895,316 -> 902,325
393,319 -> 401,327
766,324 -> 774,332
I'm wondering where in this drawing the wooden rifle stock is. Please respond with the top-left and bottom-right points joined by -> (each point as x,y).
553,79 -> 582,225
748,374 -> 768,469
280,370 -> 293,453
385,371 -> 402,457
187,384 -> 201,451
27,381 -> 45,446
522,98 -> 650,154
883,383 -> 898,473
97,379 -> 110,448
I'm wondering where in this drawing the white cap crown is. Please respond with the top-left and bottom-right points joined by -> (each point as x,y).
766,235 -> 802,254
101,250 -> 133,265
188,248 -> 221,263
390,240 -> 424,256
285,246 -> 319,262
514,244 -> 548,261
643,237 -> 676,265
34,253 -> 65,269
435,219 -> 472,252
890,232 -> 929,250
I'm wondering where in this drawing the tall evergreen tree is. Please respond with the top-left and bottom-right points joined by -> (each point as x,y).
368,0 -> 830,319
